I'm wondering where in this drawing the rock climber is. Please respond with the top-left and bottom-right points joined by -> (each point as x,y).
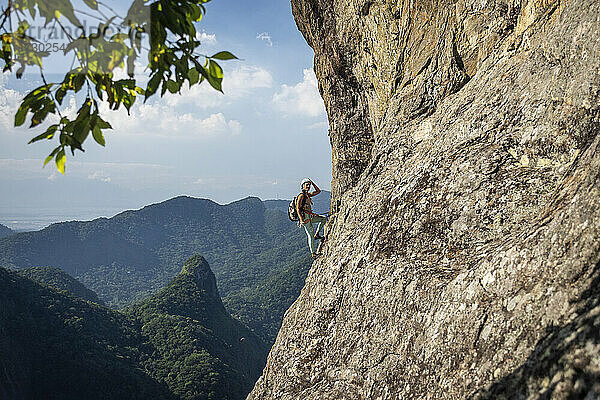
296,178 -> 326,259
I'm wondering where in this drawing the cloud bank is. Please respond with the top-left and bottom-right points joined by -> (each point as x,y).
272,69 -> 325,118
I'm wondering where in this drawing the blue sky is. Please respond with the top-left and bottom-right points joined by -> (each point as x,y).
0,0 -> 332,228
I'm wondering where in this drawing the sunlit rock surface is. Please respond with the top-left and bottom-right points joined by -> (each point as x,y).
249,0 -> 600,398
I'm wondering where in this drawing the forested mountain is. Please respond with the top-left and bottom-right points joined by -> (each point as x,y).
0,223 -> 13,239
0,267 -> 173,400
18,266 -> 104,305
0,193 -> 331,343
126,255 -> 267,399
0,256 -> 267,400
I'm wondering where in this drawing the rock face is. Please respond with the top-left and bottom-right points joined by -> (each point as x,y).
249,0 -> 600,399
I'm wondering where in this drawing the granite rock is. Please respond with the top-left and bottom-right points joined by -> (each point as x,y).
249,0 -> 600,398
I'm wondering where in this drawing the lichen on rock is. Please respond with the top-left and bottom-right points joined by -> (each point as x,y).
249,0 -> 600,399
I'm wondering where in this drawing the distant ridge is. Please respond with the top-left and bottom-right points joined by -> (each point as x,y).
0,223 -> 13,239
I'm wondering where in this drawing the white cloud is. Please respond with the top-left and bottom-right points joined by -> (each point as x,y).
193,177 -> 217,185
165,82 -> 224,109
227,119 -> 243,136
0,74 -> 25,132
196,113 -> 243,137
197,31 -> 217,47
272,69 -> 325,118
256,32 -> 273,47
93,89 -> 243,140
226,65 -> 273,95
165,65 -> 273,108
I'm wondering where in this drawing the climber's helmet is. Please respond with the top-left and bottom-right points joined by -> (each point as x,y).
301,178 -> 311,190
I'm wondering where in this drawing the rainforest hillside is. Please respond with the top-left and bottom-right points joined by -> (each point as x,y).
0,256 -> 267,400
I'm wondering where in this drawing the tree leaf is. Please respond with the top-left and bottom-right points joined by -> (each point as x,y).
14,104 -> 28,127
55,149 -> 66,175
96,116 -> 112,129
166,80 -> 179,93
92,126 -> 106,146
44,154 -> 54,166
16,64 -> 25,79
208,60 -> 223,79
145,73 -> 162,100
73,74 -> 86,92
210,51 -> 238,60
28,124 -> 58,143
83,0 -> 99,10
188,67 -> 199,86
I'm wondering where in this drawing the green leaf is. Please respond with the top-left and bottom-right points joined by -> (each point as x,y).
28,124 -> 58,143
189,4 -> 202,21
127,53 -> 135,77
83,0 -> 99,10
188,67 -> 200,86
166,80 -> 179,93
210,51 -> 238,60
73,116 -> 91,144
43,146 -> 62,167
73,74 -> 86,92
145,73 -> 162,100
14,104 -> 28,127
96,117 -> 112,129
92,125 -> 106,146
208,60 -> 223,79
44,154 -> 54,166
55,149 -> 66,175
201,65 -> 222,93
64,38 -> 87,55
16,64 -> 25,79
56,86 -> 67,104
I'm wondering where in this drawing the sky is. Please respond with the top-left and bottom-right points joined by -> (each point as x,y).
0,0 -> 332,229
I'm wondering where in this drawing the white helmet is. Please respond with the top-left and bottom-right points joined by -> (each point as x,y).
301,178 -> 311,187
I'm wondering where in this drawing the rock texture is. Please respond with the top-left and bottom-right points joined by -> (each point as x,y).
249,0 -> 600,399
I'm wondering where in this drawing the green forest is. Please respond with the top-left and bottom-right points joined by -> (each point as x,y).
0,256 -> 267,400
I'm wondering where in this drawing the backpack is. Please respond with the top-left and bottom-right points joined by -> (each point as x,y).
288,193 -> 307,222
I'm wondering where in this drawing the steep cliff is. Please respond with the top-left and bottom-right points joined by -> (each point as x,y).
250,0 -> 600,398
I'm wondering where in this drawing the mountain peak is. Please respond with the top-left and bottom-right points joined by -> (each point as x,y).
180,255 -> 218,299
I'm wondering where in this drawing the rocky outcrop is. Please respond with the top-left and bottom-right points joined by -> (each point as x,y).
249,0 -> 600,398
181,255 -> 220,300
